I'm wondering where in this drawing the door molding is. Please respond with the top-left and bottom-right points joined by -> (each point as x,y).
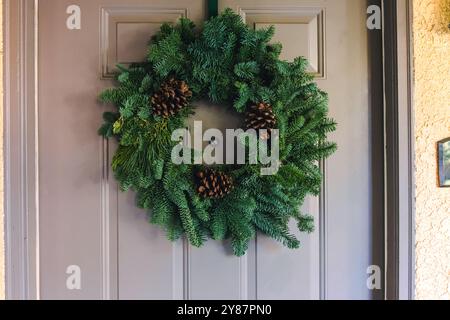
3,0 -> 40,299
383,0 -> 415,300
3,0 -> 415,300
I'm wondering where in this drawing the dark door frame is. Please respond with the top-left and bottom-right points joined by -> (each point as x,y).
382,0 -> 415,300
367,0 -> 415,300
3,0 -> 415,299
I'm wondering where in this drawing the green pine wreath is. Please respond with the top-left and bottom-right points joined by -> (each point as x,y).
98,9 -> 336,256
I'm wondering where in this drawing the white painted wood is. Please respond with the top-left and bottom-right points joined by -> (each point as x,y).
100,6 -> 188,78
5,0 -> 388,300
239,6 -> 325,77
36,0 -> 205,300
4,0 -> 40,300
221,0 -> 378,299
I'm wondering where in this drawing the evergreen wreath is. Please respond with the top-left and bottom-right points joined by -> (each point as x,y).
98,9 -> 337,256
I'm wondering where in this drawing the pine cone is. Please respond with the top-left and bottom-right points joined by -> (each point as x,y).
151,78 -> 192,118
195,169 -> 234,199
245,102 -> 277,140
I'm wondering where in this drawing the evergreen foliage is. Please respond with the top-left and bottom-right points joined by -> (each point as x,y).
99,9 -> 336,256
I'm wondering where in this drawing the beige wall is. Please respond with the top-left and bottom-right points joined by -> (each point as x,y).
413,0 -> 450,300
0,0 -> 4,301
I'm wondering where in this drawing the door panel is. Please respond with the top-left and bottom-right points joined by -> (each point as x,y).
241,6 -> 325,77
101,5 -> 192,78
37,0 -> 382,299
221,0 -> 376,299
38,0 -> 206,300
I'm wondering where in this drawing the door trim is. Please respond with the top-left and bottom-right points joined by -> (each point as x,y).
3,0 -> 415,300
383,0 -> 415,300
3,0 -> 40,299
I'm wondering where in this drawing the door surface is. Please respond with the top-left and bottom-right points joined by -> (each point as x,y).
35,0 -> 383,299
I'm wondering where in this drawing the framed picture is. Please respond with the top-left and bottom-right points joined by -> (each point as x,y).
438,138 -> 450,187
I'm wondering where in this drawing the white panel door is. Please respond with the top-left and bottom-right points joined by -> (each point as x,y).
35,0 -> 383,299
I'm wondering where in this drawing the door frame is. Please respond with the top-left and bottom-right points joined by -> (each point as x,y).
383,0 -> 415,300
2,0 -> 415,300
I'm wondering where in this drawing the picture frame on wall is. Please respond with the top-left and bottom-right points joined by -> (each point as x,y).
437,138 -> 450,188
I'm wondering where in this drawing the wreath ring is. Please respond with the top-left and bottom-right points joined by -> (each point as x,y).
99,9 -> 336,256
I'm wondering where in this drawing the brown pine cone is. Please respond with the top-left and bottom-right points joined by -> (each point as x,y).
151,78 -> 192,118
195,169 -> 234,199
245,102 -> 277,140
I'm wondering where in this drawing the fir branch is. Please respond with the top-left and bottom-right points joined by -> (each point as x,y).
97,9 -> 338,256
